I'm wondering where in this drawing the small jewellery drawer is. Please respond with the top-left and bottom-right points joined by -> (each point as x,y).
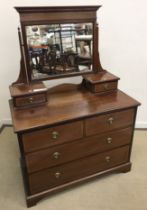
28,145 -> 129,194
93,81 -> 117,93
85,108 -> 135,136
22,121 -> 83,153
26,127 -> 132,173
14,93 -> 47,107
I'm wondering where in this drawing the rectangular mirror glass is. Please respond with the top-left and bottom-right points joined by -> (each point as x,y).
25,23 -> 93,80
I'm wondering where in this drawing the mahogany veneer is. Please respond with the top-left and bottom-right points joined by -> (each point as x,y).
29,145 -> 130,194
83,70 -> 120,93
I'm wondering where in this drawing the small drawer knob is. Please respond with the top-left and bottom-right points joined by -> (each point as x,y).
52,131 -> 59,140
107,117 -> 114,125
106,137 -> 112,144
53,152 -> 60,159
29,97 -> 34,103
55,172 -> 61,179
105,156 -> 111,163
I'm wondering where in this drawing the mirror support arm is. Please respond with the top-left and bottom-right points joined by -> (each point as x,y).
12,28 -> 29,85
93,23 -> 103,73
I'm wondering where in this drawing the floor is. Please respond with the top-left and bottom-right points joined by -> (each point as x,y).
0,127 -> 147,210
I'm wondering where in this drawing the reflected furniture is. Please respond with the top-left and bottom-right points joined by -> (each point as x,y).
9,6 -> 140,207
75,35 -> 92,56
26,22 -> 94,78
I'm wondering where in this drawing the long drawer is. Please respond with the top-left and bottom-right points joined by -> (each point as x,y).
29,145 -> 129,194
85,108 -> 135,136
22,121 -> 83,153
26,127 -> 132,173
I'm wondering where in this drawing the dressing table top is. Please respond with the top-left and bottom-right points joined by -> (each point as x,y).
10,85 -> 140,133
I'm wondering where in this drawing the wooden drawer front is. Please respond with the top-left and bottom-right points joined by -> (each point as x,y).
85,109 -> 135,136
29,145 -> 129,194
94,81 -> 117,93
26,127 -> 132,173
22,121 -> 83,153
15,93 -> 46,107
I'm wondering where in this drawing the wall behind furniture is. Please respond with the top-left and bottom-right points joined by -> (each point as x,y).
0,0 -> 146,128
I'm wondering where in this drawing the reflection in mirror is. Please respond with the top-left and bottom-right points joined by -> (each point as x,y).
25,23 -> 93,80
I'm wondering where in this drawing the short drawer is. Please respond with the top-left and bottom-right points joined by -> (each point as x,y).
22,121 -> 83,153
15,93 -> 47,107
94,81 -> 117,93
26,127 -> 132,173
28,145 -> 129,194
85,108 -> 135,136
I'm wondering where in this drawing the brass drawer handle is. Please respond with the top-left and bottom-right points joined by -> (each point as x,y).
105,156 -> 111,163
52,131 -> 59,140
55,172 -> 61,179
106,137 -> 112,144
29,97 -> 34,103
53,152 -> 60,159
107,117 -> 114,124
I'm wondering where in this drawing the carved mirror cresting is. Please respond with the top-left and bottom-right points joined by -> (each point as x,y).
14,6 -> 102,84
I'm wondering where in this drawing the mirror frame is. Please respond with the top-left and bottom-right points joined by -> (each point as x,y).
15,6 -> 102,83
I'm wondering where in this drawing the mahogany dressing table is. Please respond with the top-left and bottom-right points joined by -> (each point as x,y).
9,6 -> 140,207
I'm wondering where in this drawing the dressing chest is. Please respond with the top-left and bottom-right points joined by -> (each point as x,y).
9,6 -> 140,207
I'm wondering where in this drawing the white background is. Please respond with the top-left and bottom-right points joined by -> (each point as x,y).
0,0 -> 146,128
